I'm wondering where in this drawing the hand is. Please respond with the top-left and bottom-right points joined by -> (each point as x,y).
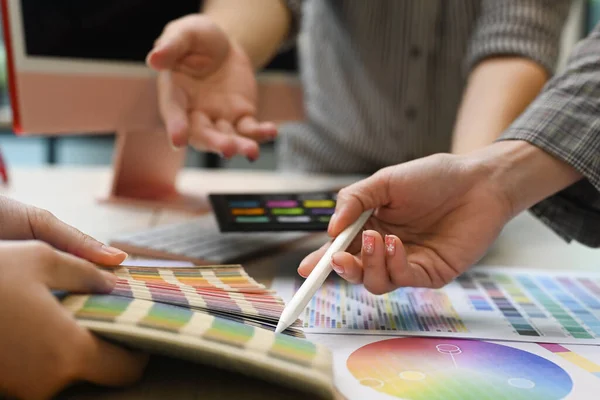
147,15 -> 277,160
0,241 -> 148,399
0,196 -> 127,265
298,153 -> 514,293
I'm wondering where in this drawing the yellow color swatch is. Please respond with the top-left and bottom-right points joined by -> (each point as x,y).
559,352 -> 600,372
303,200 -> 335,208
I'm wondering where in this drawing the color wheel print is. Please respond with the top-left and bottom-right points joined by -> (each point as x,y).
346,338 -> 573,400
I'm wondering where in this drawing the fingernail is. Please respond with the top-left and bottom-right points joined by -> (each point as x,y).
102,245 -> 126,256
385,235 -> 396,256
331,256 -> 344,275
328,213 -> 337,234
362,232 -> 375,255
101,270 -> 118,290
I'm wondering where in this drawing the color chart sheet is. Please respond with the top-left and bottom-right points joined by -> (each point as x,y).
310,334 -> 600,400
273,267 -> 600,344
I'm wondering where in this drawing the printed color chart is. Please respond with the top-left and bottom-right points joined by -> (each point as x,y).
274,267 -> 600,344
345,338 -> 572,400
209,192 -> 337,232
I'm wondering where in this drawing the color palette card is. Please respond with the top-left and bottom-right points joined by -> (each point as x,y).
312,334 -> 600,400
209,191 -> 337,232
63,294 -> 335,399
106,265 -> 303,337
273,266 -> 600,344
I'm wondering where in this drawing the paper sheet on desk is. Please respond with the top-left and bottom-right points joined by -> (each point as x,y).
307,333 -> 600,400
272,266 -> 600,345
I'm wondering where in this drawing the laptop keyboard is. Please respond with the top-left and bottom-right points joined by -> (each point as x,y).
110,214 -> 311,264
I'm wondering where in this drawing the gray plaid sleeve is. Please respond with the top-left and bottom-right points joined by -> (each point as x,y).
280,0 -> 303,51
467,0 -> 571,74
498,23 -> 600,247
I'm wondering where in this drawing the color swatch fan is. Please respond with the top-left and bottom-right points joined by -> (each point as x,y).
107,265 -> 303,336
60,265 -> 335,399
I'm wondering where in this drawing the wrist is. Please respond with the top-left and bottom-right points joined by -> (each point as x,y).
467,140 -> 582,217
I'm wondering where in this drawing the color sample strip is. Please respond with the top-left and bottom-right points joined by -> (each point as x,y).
268,331 -> 318,367
228,200 -> 260,208
518,276 -> 593,339
266,200 -> 298,208
468,295 -> 494,311
538,276 -> 600,336
303,200 -> 335,208
480,280 -> 539,336
278,216 -> 311,223
232,208 -> 265,216
139,302 -> 193,333
579,278 -> 600,298
558,277 -> 600,310
494,273 -> 547,319
271,207 -> 304,215
310,208 -> 334,215
539,343 -> 600,378
202,317 -> 255,347
74,295 -> 133,322
236,216 -> 270,223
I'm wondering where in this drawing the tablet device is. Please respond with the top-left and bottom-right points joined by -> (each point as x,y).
209,191 -> 337,232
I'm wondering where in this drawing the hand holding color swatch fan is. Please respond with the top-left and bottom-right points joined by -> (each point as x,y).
60,265 -> 336,399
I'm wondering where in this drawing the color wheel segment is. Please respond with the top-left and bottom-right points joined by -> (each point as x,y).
346,338 -> 572,400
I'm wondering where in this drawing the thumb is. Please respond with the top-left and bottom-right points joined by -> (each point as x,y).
27,207 -> 127,265
329,169 -> 392,236
147,15 -> 229,74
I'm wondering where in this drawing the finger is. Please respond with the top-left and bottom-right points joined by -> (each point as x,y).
328,169 -> 393,237
147,15 -> 228,72
384,234 -> 415,287
78,333 -> 148,387
384,237 -> 449,288
33,243 -> 118,293
216,119 -> 260,160
157,71 -> 189,148
258,121 -> 278,138
361,231 -> 394,295
26,208 -> 127,265
331,252 -> 364,284
189,112 -> 238,157
236,116 -> 277,142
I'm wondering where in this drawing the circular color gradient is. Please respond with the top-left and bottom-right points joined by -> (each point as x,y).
346,338 -> 572,400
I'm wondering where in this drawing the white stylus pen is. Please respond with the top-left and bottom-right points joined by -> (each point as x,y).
275,209 -> 374,334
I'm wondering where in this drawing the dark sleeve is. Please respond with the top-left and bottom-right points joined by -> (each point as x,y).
466,0 -> 572,75
280,0 -> 303,50
498,23 -> 600,247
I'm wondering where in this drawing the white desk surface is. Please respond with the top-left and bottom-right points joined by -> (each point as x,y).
1,166 -> 598,399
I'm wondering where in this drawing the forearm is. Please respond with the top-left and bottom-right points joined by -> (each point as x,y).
451,57 -> 547,154
203,0 -> 291,69
472,141 -> 582,218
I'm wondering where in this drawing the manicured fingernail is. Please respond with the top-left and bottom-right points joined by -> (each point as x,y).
362,232 -> 375,255
331,257 -> 344,275
102,245 -> 126,256
385,235 -> 396,256
328,213 -> 337,233
101,270 -> 118,290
